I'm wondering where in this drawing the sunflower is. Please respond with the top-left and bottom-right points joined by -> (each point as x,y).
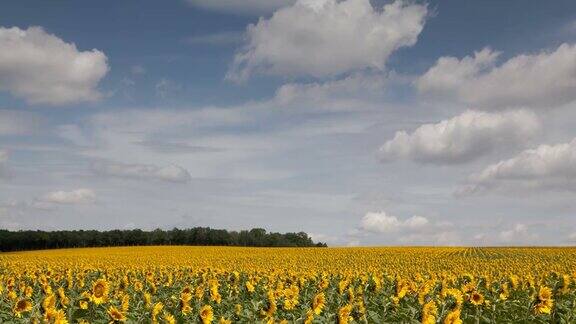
534,298 -> 553,314
107,306 -> 126,322
245,281 -> 255,293
13,299 -> 32,317
304,310 -> 314,324
443,308 -> 462,324
42,294 -> 56,312
538,286 -> 553,301
470,291 -> 484,306
79,300 -> 89,309
200,305 -> 214,324
534,286 -> 554,314
58,287 -> 70,307
44,308 -> 68,324
235,304 -> 242,316
133,280 -> 143,292
121,294 -> 130,312
421,300 -> 437,324
262,291 -> 277,318
24,286 -> 33,298
91,279 -> 109,305
218,317 -> 232,324
180,290 -> 193,314
338,304 -> 353,324
144,292 -> 152,307
312,292 -> 326,315
499,284 -> 509,301
209,280 -> 222,304
152,302 -> 164,321
164,313 -> 176,324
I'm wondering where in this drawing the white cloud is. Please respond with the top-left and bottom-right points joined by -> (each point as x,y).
0,26 -> 109,105
40,189 -> 96,205
499,224 -> 538,244
273,73 -> 386,111
379,110 -> 540,164
416,43 -> 576,109
186,0 -> 295,15
92,161 -> 192,183
404,215 -> 429,228
346,240 -> 360,247
0,110 -> 41,135
459,138 -> 576,195
360,211 -> 428,233
228,0 -> 427,80
89,107 -> 251,134
308,232 -> 337,244
398,230 -> 461,246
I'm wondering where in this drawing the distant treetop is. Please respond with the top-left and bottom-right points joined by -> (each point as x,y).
0,227 -> 328,252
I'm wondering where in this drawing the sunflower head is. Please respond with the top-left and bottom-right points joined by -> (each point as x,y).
152,302 -> 164,319
13,299 -> 32,317
312,292 -> 326,315
200,305 -> 214,324
91,279 -> 109,304
218,317 -> 232,324
444,308 -> 462,324
534,298 -> 553,314
107,306 -> 126,322
164,313 -> 176,324
44,308 -> 67,324
538,286 -> 553,301
42,294 -> 56,311
338,304 -> 353,324
470,292 -> 484,306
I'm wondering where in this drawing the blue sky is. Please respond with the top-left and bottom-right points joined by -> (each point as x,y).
1,0 -> 576,246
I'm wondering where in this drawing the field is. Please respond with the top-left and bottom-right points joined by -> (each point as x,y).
1,246 -> 576,323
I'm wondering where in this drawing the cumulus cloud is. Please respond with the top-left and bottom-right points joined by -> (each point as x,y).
458,138 -> 576,195
379,110 -> 540,164
40,189 -> 96,205
416,43 -> 576,109
0,26 -> 109,105
499,224 -> 538,244
186,0 -> 295,15
227,0 -> 427,80
360,211 -> 429,233
92,161 -> 192,183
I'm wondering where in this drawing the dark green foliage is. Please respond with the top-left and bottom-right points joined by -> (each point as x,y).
0,227 -> 327,251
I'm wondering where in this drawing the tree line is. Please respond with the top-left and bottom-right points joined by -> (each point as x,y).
0,227 -> 327,252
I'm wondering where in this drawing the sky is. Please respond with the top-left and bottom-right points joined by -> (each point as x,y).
1,0 -> 576,246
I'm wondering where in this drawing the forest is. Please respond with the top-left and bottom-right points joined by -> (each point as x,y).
0,227 -> 327,252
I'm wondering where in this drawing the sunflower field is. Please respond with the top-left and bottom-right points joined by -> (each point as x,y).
1,246 -> 576,323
